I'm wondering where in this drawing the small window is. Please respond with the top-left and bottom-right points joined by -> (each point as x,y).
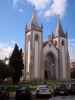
35,34 -> 38,41
62,40 -> 64,46
27,35 -> 31,41
49,44 -> 51,47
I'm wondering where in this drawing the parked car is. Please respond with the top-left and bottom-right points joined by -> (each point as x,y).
69,82 -> 75,95
36,85 -> 52,98
0,86 -> 9,100
16,86 -> 32,100
53,83 -> 69,96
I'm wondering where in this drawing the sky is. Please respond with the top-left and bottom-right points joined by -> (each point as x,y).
0,0 -> 75,61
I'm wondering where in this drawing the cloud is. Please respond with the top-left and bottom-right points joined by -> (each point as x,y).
12,0 -> 50,10
12,0 -> 67,18
18,8 -> 24,13
12,0 -> 51,13
13,0 -> 19,7
27,0 -> 50,10
0,41 -> 15,60
0,48 -> 13,60
44,0 -> 67,18
12,0 -> 25,13
26,0 -> 67,18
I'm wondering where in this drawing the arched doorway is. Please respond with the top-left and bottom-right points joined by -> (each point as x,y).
44,52 -> 56,80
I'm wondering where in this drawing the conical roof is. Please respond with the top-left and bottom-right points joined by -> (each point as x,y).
55,15 -> 65,37
31,8 -> 38,26
26,7 -> 42,33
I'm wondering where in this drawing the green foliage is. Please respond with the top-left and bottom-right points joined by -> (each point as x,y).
0,80 -> 62,92
9,44 -> 24,84
0,60 -> 8,81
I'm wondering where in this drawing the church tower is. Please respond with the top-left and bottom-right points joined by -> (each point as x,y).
24,9 -> 43,80
54,16 -> 70,80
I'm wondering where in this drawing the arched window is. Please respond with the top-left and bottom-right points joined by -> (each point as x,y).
27,35 -> 31,41
62,40 -> 64,46
35,34 -> 38,41
49,43 -> 51,47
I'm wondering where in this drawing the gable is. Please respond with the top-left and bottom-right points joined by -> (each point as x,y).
43,43 -> 58,58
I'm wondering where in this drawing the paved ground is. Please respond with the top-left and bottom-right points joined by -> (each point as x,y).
49,96 -> 75,100
9,96 -> 75,100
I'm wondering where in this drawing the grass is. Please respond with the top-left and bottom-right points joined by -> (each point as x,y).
0,80 -> 64,92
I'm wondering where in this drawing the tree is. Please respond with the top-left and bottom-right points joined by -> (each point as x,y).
0,60 -> 8,82
9,44 -> 24,84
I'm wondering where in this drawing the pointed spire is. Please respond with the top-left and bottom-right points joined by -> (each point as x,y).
31,6 -> 38,25
25,6 -> 42,33
55,15 -> 64,37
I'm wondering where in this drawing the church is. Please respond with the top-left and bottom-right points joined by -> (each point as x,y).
24,11 -> 70,81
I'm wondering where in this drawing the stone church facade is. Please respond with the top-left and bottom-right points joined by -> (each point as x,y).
24,11 -> 70,81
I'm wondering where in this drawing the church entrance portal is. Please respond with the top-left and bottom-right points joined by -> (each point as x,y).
44,52 -> 56,80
